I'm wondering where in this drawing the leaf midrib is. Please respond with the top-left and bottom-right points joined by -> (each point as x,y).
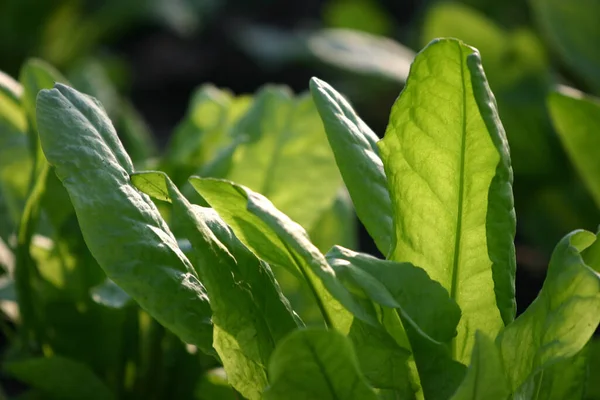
450,42 -> 468,358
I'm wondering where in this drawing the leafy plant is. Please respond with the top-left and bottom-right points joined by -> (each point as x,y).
7,37 -> 594,399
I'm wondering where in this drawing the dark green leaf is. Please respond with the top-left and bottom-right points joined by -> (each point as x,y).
36,84 -> 213,353
263,329 -> 378,400
310,77 -> 392,255
134,171 -> 298,399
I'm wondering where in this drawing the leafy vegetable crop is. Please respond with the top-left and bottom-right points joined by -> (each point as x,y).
0,37 -> 599,399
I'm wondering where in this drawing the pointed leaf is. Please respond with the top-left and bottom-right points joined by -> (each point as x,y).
134,171 -> 298,400
310,77 -> 392,255
378,38 -> 516,362
36,84 -> 213,353
263,329 -> 378,400
548,87 -> 600,208
497,230 -> 600,392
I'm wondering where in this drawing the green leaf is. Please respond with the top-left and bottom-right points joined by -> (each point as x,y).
518,346 -> 588,400
326,245 -> 460,343
421,2 -> 556,177
36,83 -> 213,353
497,230 -> 600,393
530,0 -> 600,93
263,329 -> 378,400
548,88 -> 600,208
226,86 -> 344,233
5,356 -> 115,400
327,245 -> 466,399
310,77 -> 392,255
133,171 -> 298,400
190,177 -> 376,332
347,318 -> 415,397
450,331 -> 509,400
378,38 -> 516,362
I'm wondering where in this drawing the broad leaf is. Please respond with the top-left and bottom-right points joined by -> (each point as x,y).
309,187 -> 356,253
5,356 -> 114,400
530,0 -> 600,93
263,329 -> 378,400
325,245 -> 460,343
190,177 -> 376,332
548,87 -> 600,208
36,84 -> 213,353
326,246 -> 466,399
497,230 -> 600,393
310,77 -> 393,255
450,332 -> 509,400
133,171 -> 298,400
379,38 -> 516,362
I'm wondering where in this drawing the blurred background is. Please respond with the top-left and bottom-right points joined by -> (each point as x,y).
2,0 -> 600,315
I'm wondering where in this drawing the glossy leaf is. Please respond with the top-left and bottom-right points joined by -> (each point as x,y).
325,245 -> 460,343
531,0 -> 600,92
497,230 -> 600,393
310,77 -> 393,255
263,329 -> 378,400
36,84 -> 213,353
190,177 -> 376,332
379,38 -> 516,362
133,171 -> 298,399
5,356 -> 115,400
548,87 -> 600,208
450,332 -> 509,400
327,245 -> 465,399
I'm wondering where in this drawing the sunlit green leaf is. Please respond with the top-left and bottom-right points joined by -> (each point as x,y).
497,230 -> 600,393
379,38 -> 516,363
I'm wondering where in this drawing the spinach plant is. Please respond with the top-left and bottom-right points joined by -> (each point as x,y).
8,38 -> 600,399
